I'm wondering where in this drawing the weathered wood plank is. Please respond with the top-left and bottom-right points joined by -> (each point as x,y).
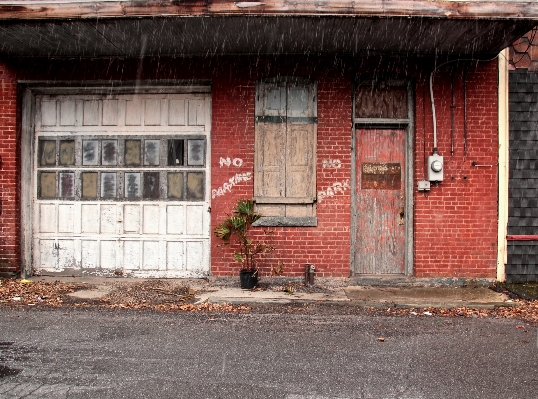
2,0 -> 538,20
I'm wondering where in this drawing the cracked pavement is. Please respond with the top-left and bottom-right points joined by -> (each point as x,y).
0,306 -> 536,398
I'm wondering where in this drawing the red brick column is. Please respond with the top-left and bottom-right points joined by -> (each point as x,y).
0,60 -> 20,275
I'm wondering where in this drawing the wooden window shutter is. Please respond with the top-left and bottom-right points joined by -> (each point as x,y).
255,78 -> 317,218
285,83 -> 316,202
255,82 -> 286,204
255,122 -> 286,199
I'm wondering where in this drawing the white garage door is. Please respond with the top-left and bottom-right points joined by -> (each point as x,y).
32,92 -> 211,277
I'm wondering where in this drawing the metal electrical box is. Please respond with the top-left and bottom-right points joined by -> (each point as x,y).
418,180 -> 431,191
428,153 -> 444,182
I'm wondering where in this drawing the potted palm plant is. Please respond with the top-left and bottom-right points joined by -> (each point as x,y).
214,199 -> 273,289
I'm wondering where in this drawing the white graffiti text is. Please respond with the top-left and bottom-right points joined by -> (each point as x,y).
219,157 -> 244,167
317,180 -> 350,202
322,159 -> 342,169
212,172 -> 252,199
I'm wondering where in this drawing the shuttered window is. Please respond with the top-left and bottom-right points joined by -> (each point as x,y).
254,77 -> 317,226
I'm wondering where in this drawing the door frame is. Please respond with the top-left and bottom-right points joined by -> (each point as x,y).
19,81 -> 212,277
350,77 -> 415,276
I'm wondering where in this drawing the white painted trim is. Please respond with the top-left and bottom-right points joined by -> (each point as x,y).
21,88 -> 36,278
497,49 -> 509,282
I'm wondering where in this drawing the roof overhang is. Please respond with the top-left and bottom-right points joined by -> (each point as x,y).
0,1 -> 537,58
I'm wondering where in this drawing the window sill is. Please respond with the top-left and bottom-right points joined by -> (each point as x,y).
252,216 -> 317,227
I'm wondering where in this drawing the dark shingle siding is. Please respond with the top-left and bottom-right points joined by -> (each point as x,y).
506,242 -> 538,283
507,70 -> 538,282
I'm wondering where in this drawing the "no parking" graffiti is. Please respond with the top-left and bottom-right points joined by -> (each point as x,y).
318,180 -> 350,202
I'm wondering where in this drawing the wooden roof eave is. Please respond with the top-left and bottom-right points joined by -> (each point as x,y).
2,0 -> 538,21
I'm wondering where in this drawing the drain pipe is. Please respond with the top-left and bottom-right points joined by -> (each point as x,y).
429,71 -> 438,153
463,66 -> 468,156
451,68 -> 456,156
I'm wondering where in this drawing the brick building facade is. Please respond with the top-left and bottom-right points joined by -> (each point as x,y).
0,1 -> 535,281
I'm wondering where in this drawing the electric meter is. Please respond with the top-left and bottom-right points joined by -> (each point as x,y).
428,154 -> 444,182
431,159 -> 443,173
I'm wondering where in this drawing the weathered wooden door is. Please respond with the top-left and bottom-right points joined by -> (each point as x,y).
355,128 -> 406,274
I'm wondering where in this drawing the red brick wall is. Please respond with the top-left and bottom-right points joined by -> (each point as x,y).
0,60 -> 19,274
0,55 -> 500,278
413,61 -> 499,278
210,56 -> 499,278
210,57 -> 352,278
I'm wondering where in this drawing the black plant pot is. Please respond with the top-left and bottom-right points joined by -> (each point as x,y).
239,269 -> 258,289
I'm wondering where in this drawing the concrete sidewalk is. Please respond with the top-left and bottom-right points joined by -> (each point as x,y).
30,276 -> 514,309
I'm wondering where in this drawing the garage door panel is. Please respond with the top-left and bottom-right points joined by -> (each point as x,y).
81,204 -> 100,233
167,205 -> 185,235
58,204 -> 75,233
124,205 -> 141,234
58,240 -> 77,270
81,240 -> 99,269
38,239 -> 57,270
100,241 -> 117,270
101,205 -> 118,234
124,241 -> 140,270
144,99 -> 162,126
186,241 -> 205,271
167,241 -> 184,270
60,100 -> 76,126
33,92 -> 210,278
83,100 -> 99,126
41,100 -> 57,126
126,99 -> 142,126
142,241 -> 160,270
102,99 -> 119,126
186,205 -> 205,235
188,99 -> 205,126
143,205 -> 160,234
169,100 -> 186,126
39,204 -> 57,233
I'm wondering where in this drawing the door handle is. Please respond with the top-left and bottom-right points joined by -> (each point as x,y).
398,207 -> 405,225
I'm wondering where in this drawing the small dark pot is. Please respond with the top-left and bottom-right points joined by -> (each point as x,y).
239,269 -> 258,289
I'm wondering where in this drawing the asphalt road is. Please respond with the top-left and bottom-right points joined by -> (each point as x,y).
0,305 -> 536,399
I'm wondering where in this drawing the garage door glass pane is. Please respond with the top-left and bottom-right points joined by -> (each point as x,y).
59,140 -> 75,166
125,172 -> 141,198
39,140 -> 56,166
82,140 -> 99,166
187,140 -> 204,166
186,172 -> 204,200
101,173 -> 117,198
143,172 -> 160,199
39,172 -> 56,198
125,140 -> 141,166
168,140 -> 184,166
102,140 -> 117,166
59,172 -> 75,198
167,173 -> 184,199
144,140 -> 160,166
81,172 -> 98,198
